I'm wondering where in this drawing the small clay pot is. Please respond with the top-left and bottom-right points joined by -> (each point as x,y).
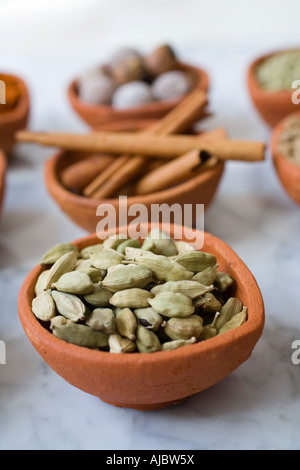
271,111 -> 300,206
0,149 -> 6,214
44,120 -> 224,233
0,73 -> 30,155
67,62 -> 209,128
247,49 -> 299,128
18,224 -> 265,411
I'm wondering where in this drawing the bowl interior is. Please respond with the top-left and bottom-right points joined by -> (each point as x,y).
0,73 -> 29,124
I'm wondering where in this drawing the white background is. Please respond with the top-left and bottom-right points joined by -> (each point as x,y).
0,0 -> 300,450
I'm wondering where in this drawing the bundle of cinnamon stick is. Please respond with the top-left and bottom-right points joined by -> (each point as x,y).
16,89 -> 266,198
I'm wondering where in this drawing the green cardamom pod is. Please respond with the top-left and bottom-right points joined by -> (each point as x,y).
83,284 -> 113,307
50,316 -> 109,349
194,292 -> 223,313
135,252 -> 194,282
165,315 -> 204,340
109,288 -> 153,309
101,264 -> 153,292
80,243 -> 103,259
108,333 -> 136,354
199,325 -> 217,341
148,291 -> 194,318
51,290 -> 86,322
115,307 -> 137,340
161,337 -> 197,351
214,272 -> 234,293
214,297 -> 243,331
90,249 -> 125,270
52,271 -> 94,295
103,234 -> 128,250
41,243 -> 79,265
75,259 -> 103,283
44,251 -> 78,290
34,269 -> 50,296
134,307 -> 163,331
174,250 -> 217,273
85,308 -> 116,334
32,291 -> 56,322
116,238 -> 141,254
150,280 -> 214,299
218,307 -> 247,335
175,241 -> 196,253
142,229 -> 178,257
136,325 -> 161,353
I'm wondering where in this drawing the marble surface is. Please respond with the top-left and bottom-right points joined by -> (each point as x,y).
1,0 -> 300,450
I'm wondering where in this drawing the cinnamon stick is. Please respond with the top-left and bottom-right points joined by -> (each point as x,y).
60,154 -> 114,191
17,130 -> 265,162
83,88 -> 208,198
134,150 -> 217,195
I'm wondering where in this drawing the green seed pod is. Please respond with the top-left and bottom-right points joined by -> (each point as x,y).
83,284 -> 113,307
80,243 -> 103,259
101,264 -> 153,292
150,280 -> 214,299
108,333 -> 136,353
161,337 -> 197,351
174,250 -> 217,273
194,292 -> 223,313
50,316 -> 109,349
134,307 -> 164,331
193,265 -> 218,286
75,259 -> 103,283
142,229 -> 178,257
135,252 -> 194,282
214,297 -> 243,332
116,238 -> 141,254
148,291 -> 194,318
218,307 -> 247,335
44,251 -> 78,289
136,325 -> 161,353
51,290 -> 86,322
32,291 -> 56,322
214,272 -> 234,293
85,308 -> 116,334
90,249 -> 125,270
165,315 -> 204,340
41,243 -> 79,265
52,271 -> 94,295
115,308 -> 137,340
109,288 -> 153,309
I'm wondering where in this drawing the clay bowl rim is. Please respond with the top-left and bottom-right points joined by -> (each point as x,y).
67,61 -> 209,118
270,110 -> 300,174
0,148 -> 7,194
44,119 -> 225,210
0,72 -> 30,125
18,223 -> 265,369
247,47 -> 300,100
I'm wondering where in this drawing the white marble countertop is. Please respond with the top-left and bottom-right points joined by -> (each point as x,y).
1,0 -> 300,451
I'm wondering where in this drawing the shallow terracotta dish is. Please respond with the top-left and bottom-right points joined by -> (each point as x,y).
67,62 -> 209,128
0,149 -> 6,214
18,223 -> 265,411
0,73 -> 30,155
247,49 -> 299,128
44,120 -> 224,233
271,111 -> 300,206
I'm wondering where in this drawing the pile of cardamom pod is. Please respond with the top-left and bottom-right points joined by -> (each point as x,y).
32,230 -> 247,354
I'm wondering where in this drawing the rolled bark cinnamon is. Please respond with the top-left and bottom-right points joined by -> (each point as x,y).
61,154 -> 114,191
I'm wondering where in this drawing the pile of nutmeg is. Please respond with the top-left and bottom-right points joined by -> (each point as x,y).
77,44 -> 194,109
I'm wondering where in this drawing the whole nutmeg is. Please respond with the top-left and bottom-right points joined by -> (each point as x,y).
109,47 -> 147,85
151,70 -> 193,101
77,68 -> 116,105
112,81 -> 153,109
145,44 -> 178,78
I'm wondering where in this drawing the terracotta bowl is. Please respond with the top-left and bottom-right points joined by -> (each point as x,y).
271,111 -> 300,206
18,223 -> 265,411
0,73 -> 30,155
247,49 -> 299,128
67,61 -> 209,128
44,120 -> 225,233
0,149 -> 6,214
